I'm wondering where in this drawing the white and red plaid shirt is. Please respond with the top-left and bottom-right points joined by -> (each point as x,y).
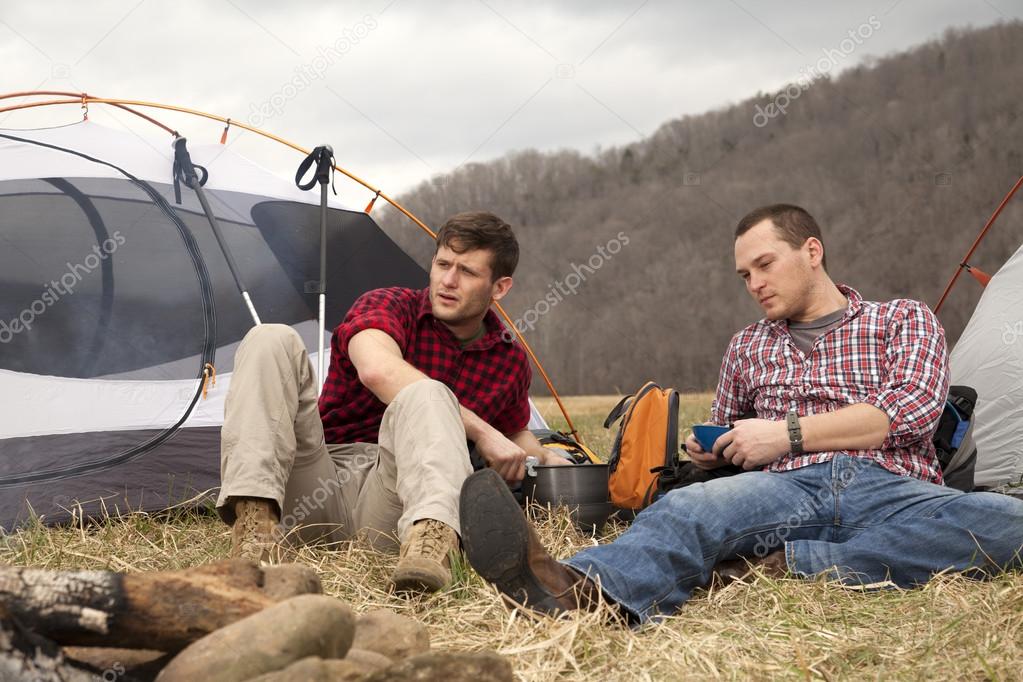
711,285 -> 950,483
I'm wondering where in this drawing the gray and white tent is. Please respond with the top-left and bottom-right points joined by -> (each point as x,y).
0,116 -> 548,530
950,239 -> 1023,489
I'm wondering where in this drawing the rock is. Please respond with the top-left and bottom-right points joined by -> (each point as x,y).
351,609 -> 430,660
364,651 -> 514,682
261,563 -> 322,600
155,594 -> 355,682
246,656 -> 368,682
62,646 -> 171,682
345,647 -> 393,671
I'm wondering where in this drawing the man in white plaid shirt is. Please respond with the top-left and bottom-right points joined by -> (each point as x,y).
459,204 -> 1023,623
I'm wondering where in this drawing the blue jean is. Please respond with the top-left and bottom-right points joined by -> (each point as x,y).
564,455 -> 1023,623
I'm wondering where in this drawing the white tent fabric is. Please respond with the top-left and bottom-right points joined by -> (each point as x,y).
5,346 -> 548,439
0,121 -> 548,528
949,240 -> 1023,488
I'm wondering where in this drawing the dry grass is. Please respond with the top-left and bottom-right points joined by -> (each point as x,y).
2,396 -> 1021,681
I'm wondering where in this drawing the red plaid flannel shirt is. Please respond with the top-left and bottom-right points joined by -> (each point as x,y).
711,285 -> 950,483
318,287 -> 531,444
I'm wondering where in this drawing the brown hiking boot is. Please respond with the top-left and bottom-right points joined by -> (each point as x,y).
230,497 -> 280,564
459,469 -> 602,615
710,550 -> 789,586
391,519 -> 459,593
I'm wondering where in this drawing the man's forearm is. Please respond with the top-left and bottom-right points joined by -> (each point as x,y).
800,403 -> 890,452
509,429 -> 547,459
349,329 -> 431,404
460,404 -> 494,443
720,402 -> 894,470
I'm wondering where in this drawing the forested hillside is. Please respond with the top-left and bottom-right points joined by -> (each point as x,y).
379,22 -> 1023,394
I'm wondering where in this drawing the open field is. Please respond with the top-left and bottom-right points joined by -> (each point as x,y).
1,396 -> 1021,681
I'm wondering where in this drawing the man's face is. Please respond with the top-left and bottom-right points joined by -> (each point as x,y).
734,219 -> 817,321
429,244 -> 511,329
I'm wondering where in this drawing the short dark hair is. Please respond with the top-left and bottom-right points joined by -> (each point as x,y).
435,211 -> 519,280
735,204 -> 827,270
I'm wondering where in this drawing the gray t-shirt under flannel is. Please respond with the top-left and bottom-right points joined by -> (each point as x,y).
787,305 -> 847,355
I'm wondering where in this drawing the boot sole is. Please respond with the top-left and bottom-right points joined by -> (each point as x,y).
391,569 -> 446,594
459,469 -> 566,615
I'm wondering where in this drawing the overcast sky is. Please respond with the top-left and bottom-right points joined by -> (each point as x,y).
1,1 -> 1019,203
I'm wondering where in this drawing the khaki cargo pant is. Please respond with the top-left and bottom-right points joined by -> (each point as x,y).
216,324 -> 472,551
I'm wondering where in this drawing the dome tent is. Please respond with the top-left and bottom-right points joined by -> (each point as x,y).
0,94 -> 560,530
938,175 -> 1023,490
949,228 -> 1023,488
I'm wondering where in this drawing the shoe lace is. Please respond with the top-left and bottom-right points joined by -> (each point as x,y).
410,521 -> 453,561
239,502 -> 277,545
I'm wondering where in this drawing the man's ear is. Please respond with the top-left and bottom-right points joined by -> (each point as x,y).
805,237 -> 825,268
491,276 -> 513,302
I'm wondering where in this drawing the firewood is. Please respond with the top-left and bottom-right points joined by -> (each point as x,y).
0,607 -> 97,682
0,560 -> 319,652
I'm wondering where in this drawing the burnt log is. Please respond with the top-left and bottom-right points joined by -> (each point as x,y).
0,608 -> 98,682
0,560 -> 320,652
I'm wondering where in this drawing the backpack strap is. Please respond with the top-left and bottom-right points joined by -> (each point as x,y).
603,393 -> 634,429
947,385 -> 977,419
603,381 -> 662,429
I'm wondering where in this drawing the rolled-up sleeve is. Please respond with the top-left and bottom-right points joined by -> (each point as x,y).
333,288 -> 414,356
863,301 -> 950,448
711,332 -> 751,425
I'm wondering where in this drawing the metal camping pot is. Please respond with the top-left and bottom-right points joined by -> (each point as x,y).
521,457 -> 615,533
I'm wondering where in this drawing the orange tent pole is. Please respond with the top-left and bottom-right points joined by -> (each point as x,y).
935,174 -> 1023,314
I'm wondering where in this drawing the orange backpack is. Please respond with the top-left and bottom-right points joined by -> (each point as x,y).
604,381 -> 680,510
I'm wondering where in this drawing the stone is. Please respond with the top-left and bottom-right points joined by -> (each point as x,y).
155,594 -> 355,682
351,609 -> 430,660
246,656 -> 368,682
364,651 -> 514,682
345,647 -> 393,671
261,563 -> 322,600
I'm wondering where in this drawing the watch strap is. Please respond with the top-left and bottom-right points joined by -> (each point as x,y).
786,410 -> 804,454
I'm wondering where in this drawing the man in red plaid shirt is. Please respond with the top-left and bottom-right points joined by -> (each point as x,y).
460,204 -> 1023,623
217,211 -> 564,593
